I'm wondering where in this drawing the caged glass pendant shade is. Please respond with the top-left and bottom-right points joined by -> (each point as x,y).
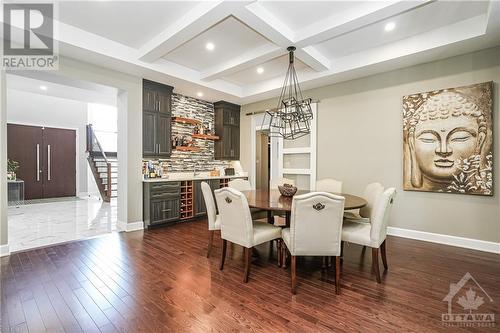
261,46 -> 313,140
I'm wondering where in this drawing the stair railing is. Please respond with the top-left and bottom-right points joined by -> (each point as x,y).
86,124 -> 112,201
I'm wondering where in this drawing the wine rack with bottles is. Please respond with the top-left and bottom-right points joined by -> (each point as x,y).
180,180 -> 193,219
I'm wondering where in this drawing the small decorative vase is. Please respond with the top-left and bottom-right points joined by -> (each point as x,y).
278,184 -> 297,197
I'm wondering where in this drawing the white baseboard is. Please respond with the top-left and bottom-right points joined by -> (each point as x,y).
387,227 -> 500,254
0,243 -> 10,257
117,220 -> 144,232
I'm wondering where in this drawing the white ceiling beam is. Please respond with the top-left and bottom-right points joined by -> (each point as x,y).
234,3 -> 330,71
51,20 -> 244,98
242,14 -> 490,103
234,2 -> 294,47
200,44 -> 284,81
485,0 -> 500,36
295,46 -> 331,72
138,1 -> 230,62
294,0 -> 432,47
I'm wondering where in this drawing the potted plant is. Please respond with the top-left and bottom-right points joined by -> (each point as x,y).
7,159 -> 19,180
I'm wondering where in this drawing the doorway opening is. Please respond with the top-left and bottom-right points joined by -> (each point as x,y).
255,130 -> 270,190
6,72 -> 120,252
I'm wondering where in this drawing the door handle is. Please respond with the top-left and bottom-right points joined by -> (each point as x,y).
47,145 -> 51,181
36,144 -> 40,181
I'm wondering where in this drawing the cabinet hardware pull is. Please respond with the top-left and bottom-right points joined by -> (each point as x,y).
162,209 -> 171,212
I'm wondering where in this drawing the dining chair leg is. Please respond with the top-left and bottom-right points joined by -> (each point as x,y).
335,256 -> 341,295
281,242 -> 287,268
340,241 -> 344,264
206,230 -> 215,258
277,240 -> 282,267
371,247 -> 381,283
243,247 -> 252,283
291,255 -> 297,294
282,246 -> 289,269
380,240 -> 388,270
219,239 -> 227,270
322,256 -> 327,269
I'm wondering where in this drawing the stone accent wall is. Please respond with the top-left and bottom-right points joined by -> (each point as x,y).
143,93 -> 231,173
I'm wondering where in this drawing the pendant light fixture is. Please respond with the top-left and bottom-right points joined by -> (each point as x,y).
261,46 -> 313,140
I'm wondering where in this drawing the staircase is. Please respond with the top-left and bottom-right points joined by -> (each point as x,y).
86,124 -> 117,202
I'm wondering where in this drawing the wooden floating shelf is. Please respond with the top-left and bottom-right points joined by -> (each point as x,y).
172,117 -> 201,125
192,134 -> 219,140
174,146 -> 200,152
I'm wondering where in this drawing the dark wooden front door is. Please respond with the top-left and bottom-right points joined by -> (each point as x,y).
42,127 -> 76,198
7,124 -> 76,199
7,124 -> 43,199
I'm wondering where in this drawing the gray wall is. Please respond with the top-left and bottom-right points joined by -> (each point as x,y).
241,46 -> 500,243
6,89 -> 89,194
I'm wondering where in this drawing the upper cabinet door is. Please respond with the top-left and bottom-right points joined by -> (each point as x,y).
143,111 -> 157,156
223,125 -> 233,158
214,101 -> 241,160
143,87 -> 157,112
157,92 -> 171,114
223,108 -> 240,126
157,113 -> 171,157
231,126 -> 240,159
142,79 -> 173,158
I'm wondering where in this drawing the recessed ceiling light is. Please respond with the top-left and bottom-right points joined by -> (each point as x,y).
39,85 -> 48,91
197,92 -> 204,97
205,42 -> 215,51
385,22 -> 396,32
256,67 -> 264,74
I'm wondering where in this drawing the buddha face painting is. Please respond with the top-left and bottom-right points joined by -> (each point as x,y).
403,82 -> 493,196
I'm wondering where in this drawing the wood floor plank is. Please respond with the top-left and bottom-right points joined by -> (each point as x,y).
21,298 -> 47,333
2,219 -> 499,333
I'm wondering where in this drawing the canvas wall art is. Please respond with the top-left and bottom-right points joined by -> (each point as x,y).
403,81 -> 493,196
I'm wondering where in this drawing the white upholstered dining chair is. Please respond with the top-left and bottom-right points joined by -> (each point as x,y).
269,177 -> 295,189
315,178 -> 343,193
282,192 -> 345,294
214,187 -> 282,282
341,188 -> 396,283
228,178 -> 252,191
201,182 -> 221,258
343,182 -> 384,222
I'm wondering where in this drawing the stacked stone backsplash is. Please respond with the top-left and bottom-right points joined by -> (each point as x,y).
143,93 -> 231,173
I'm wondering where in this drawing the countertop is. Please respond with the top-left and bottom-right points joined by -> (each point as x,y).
143,174 -> 247,183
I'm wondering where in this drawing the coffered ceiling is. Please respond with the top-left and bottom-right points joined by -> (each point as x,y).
3,1 -> 500,104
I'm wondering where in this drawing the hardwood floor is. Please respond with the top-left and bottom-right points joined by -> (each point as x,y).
1,219 -> 498,332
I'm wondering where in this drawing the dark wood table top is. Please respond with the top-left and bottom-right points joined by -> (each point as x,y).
242,189 -> 367,212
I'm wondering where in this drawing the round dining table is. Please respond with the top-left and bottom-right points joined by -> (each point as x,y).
242,189 -> 367,225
